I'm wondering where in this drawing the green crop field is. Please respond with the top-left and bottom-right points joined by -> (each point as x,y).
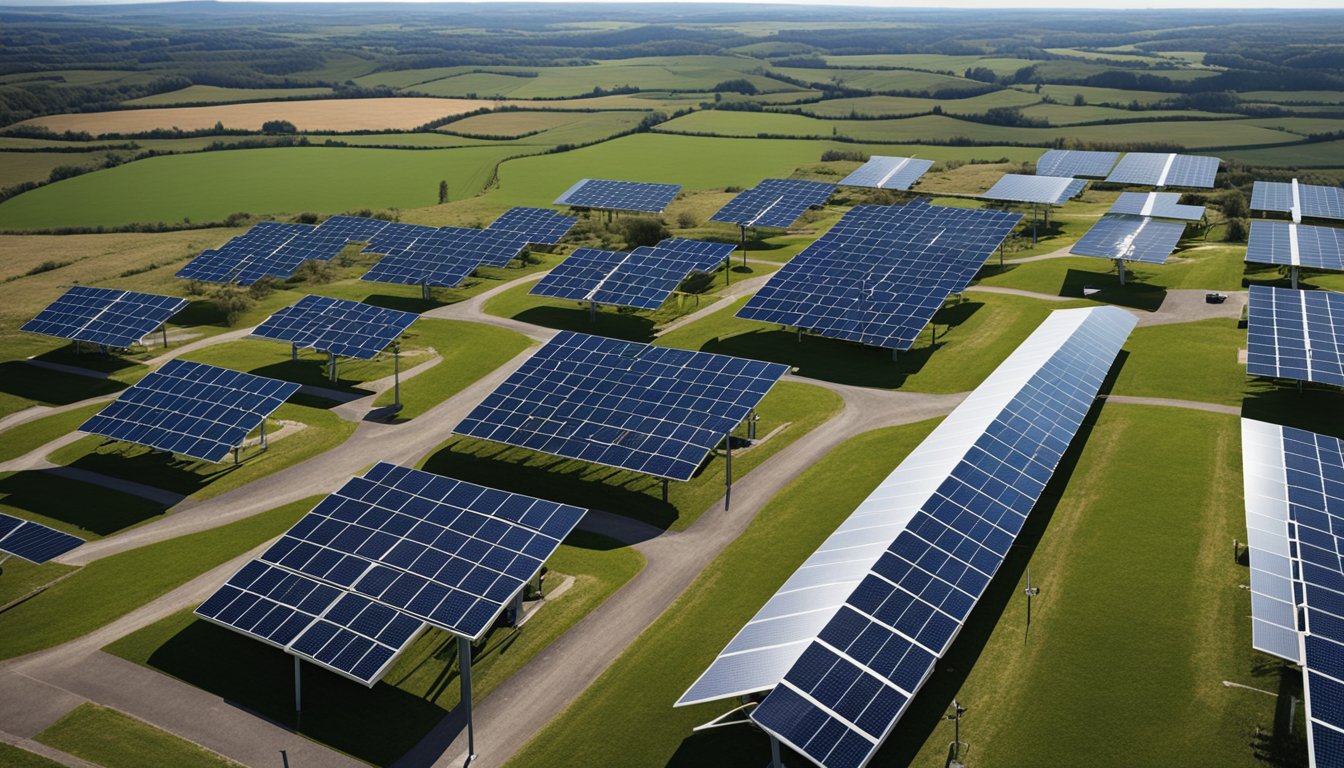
1220,139 -> 1344,168
0,151 -> 112,189
123,85 -> 335,106
820,54 -> 1037,75
771,66 -> 986,95
791,90 -> 1042,117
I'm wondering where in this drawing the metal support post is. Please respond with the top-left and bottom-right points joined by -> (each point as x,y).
589,301 -> 597,322
510,590 -> 525,627
796,327 -> 802,343
422,284 -> 431,302
1292,265 -> 1300,290
999,241 -> 1004,268
891,348 -> 898,363
329,351 -> 337,384
1024,565 -> 1040,633
740,226 -> 748,268
161,325 -> 168,349
459,638 -> 476,764
294,657 -> 302,721
292,343 -> 298,363
769,734 -> 784,768
233,447 -> 240,465
724,432 -> 732,512
1116,258 -> 1126,287
661,478 -> 669,503
261,420 -> 268,451
747,409 -> 757,440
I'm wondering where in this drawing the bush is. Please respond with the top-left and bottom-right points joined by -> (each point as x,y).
289,259 -> 336,285
618,217 -> 670,248
247,278 -> 276,300
212,286 -> 253,326
1220,189 -> 1249,220
712,79 -> 758,95
1225,218 -> 1248,242
820,149 -> 868,163
676,211 -> 698,228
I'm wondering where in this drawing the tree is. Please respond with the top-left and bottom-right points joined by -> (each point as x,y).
1225,218 -> 1249,242
212,286 -> 253,326
261,119 -> 297,135
618,217 -> 670,248
1221,189 -> 1249,220
438,180 -> 449,204
1073,93 -> 1086,106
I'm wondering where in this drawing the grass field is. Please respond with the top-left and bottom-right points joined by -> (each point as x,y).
1220,139 -> 1344,168
1111,319 -> 1245,407
820,54 -> 1036,75
792,90 -> 1040,118
977,244 -> 1248,297
0,151 -> 111,189
367,319 -> 533,419
0,743 -> 65,768
36,704 -> 241,768
0,401 -> 106,463
442,110 -> 596,137
771,67 -> 987,95
123,85 -> 335,106
1028,84 -> 1174,107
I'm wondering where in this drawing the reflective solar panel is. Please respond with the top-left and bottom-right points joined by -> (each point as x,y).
838,156 -> 933,191
1253,181 -> 1344,223
252,295 -> 418,360
22,286 -> 187,349
270,215 -> 393,264
1242,419 -> 1303,662
1108,192 -> 1205,222
177,222 -> 315,285
737,199 -> 1021,351
1246,221 -> 1344,272
710,179 -> 836,229
455,331 -> 789,481
0,513 -> 84,564
79,359 -> 300,463
361,228 -> 531,288
1246,285 -> 1344,388
489,207 -> 577,245
530,238 -> 734,310
554,178 -> 681,212
1104,152 -> 1220,188
1034,149 -> 1119,179
981,174 -> 1086,205
1070,214 -> 1187,265
362,222 -> 441,256
747,306 -> 1136,768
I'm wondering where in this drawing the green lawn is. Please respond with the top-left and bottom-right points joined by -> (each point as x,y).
106,530 -> 644,767
977,243 -> 1248,298
1110,319 -> 1245,407
419,380 -> 842,531
0,401 -> 106,463
0,495 -> 317,660
124,85 -> 334,106
36,703 -> 240,768
0,743 -> 66,768
370,319 -> 534,419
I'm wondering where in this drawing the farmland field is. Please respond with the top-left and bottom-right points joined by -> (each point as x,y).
122,85 -> 335,106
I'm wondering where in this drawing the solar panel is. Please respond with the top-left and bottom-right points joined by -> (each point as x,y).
22,286 -> 187,349
270,215 -> 393,263
744,306 -> 1136,768
454,331 -> 789,481
531,238 -> 734,310
79,359 -> 300,463
1242,419 -> 1304,662
981,174 -> 1086,205
838,156 -> 933,191
1104,152 -> 1220,188
1108,192 -> 1205,222
1034,149 -> 1119,179
177,222 -> 315,286
252,295 -> 418,360
1246,285 -> 1344,388
489,207 -> 577,245
0,513 -> 84,564
362,222 -> 442,256
710,179 -> 836,229
361,228 -> 531,288
1069,214 -> 1187,265
554,178 -> 681,213
1246,221 -> 1344,272
1252,181 -> 1344,223
737,199 -> 1021,351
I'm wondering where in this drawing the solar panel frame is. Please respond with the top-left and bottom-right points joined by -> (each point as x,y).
980,174 -> 1086,205
1069,214 -> 1187,265
1246,221 -> 1344,272
22,286 -> 188,349
0,513 -> 84,564
1104,152 -> 1220,188
710,179 -> 836,229
554,178 -> 681,213
838,156 -> 933,191
488,207 -> 577,245
1033,149 -> 1119,179
1246,285 -> 1344,388
1253,181 -> 1344,223
251,295 -> 419,360
79,359 -> 300,463
1241,418 -> 1305,663
1108,192 -> 1205,222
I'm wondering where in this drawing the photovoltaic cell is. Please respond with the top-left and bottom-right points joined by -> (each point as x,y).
363,222 -> 442,256
1108,192 -> 1205,222
1069,214 -> 1187,265
1104,152 -> 1220,188
710,179 -> 836,229
1253,181 -> 1344,223
270,215 -> 393,263
252,295 -> 418,360
530,238 -> 734,310
22,286 -> 187,349
0,513 -> 83,564
746,306 -> 1136,768
1246,221 -> 1344,272
361,228 -> 531,288
838,156 -> 933,191
980,174 -> 1086,205
177,222 -> 316,285
1243,419 -> 1305,662
1246,285 -> 1344,388
489,207 -> 577,245
737,199 -> 1021,351
554,178 -> 681,212
1034,149 -> 1119,179
454,331 -> 789,481
79,359 -> 300,463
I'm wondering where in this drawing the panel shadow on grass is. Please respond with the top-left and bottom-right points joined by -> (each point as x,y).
696,328 -> 935,391
1058,268 -> 1167,312
509,305 -> 657,343
59,441 -> 241,497
0,361 -> 124,406
32,345 -> 147,376
1242,382 -> 1344,439
359,293 -> 450,314
0,470 -> 166,536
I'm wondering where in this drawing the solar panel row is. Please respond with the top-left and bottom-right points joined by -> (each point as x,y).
1104,152 -> 1220,188
252,295 -> 419,360
1246,221 -> 1344,272
489,207 -> 577,245
1033,149 -> 1119,179
710,179 -> 836,229
1108,191 -> 1205,222
1242,418 -> 1305,663
177,222 -> 315,286
1253,181 -> 1344,223
838,156 -> 933,191
981,174 -> 1086,205
554,178 -> 681,213
1246,285 -> 1344,388
22,286 -> 187,349
361,227 -> 532,288
530,238 -> 734,310
1070,214 -> 1187,265
0,513 -> 84,565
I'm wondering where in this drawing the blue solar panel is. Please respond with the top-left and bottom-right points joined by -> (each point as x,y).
176,222 -> 315,286
838,156 -> 933,191
737,199 -> 1021,351
1108,192 -> 1205,222
362,222 -> 441,257
1105,153 -> 1220,188
710,179 -> 836,229
257,462 -> 586,640
0,513 -> 84,564
22,286 -> 187,349
252,295 -> 418,360
1246,221 -> 1344,272
1253,181 -> 1344,223
530,238 -> 734,310
751,306 -> 1136,768
1070,214 -> 1187,265
270,215 -> 393,264
1246,285 -> 1344,388
361,228 -> 531,288
79,359 -> 300,463
554,178 -> 681,212
1034,149 -> 1118,179
489,207 -> 577,245
981,174 -> 1086,205
455,331 -> 789,481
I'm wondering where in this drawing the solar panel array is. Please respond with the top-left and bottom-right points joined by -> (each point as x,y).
530,238 -> 735,310
361,227 -> 532,288
489,207 -> 578,245
1104,152 -> 1220,188
710,179 -> 836,229
838,156 -> 933,191
736,306 -> 1135,768
0,513 -> 84,565
1108,191 -> 1206,222
79,359 -> 300,463
1246,221 -> 1344,272
22,287 -> 187,349
363,222 -> 442,256
252,295 -> 419,360
1252,181 -> 1344,223
981,174 -> 1086,206
554,178 -> 681,212
737,199 -> 1022,351
198,463 -> 586,684
177,222 -> 315,286
271,215 -> 394,264
1033,149 -> 1119,179
1069,214 -> 1187,265
455,331 -> 789,481
1246,285 -> 1344,388
1240,419 -> 1344,768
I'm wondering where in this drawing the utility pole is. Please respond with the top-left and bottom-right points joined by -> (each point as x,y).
946,699 -> 968,768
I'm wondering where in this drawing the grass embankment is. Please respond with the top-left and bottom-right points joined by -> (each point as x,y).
36,703 -> 241,768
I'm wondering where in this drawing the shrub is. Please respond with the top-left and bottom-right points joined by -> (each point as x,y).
618,217 -> 670,248
212,286 -> 253,326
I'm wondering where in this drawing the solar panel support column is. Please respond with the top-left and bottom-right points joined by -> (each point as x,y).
740,226 -> 748,269
328,351 -> 337,384
261,420 -> 268,451
661,478 -> 669,503
294,656 -> 302,722
459,637 -> 477,764
1292,266 -> 1299,290
422,284 -> 432,302
724,432 -> 733,512
393,343 -> 401,409
161,325 -> 168,350
769,734 -> 783,768
291,343 -> 297,363
589,301 -> 597,322
1116,258 -> 1126,287
509,590 -> 525,627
